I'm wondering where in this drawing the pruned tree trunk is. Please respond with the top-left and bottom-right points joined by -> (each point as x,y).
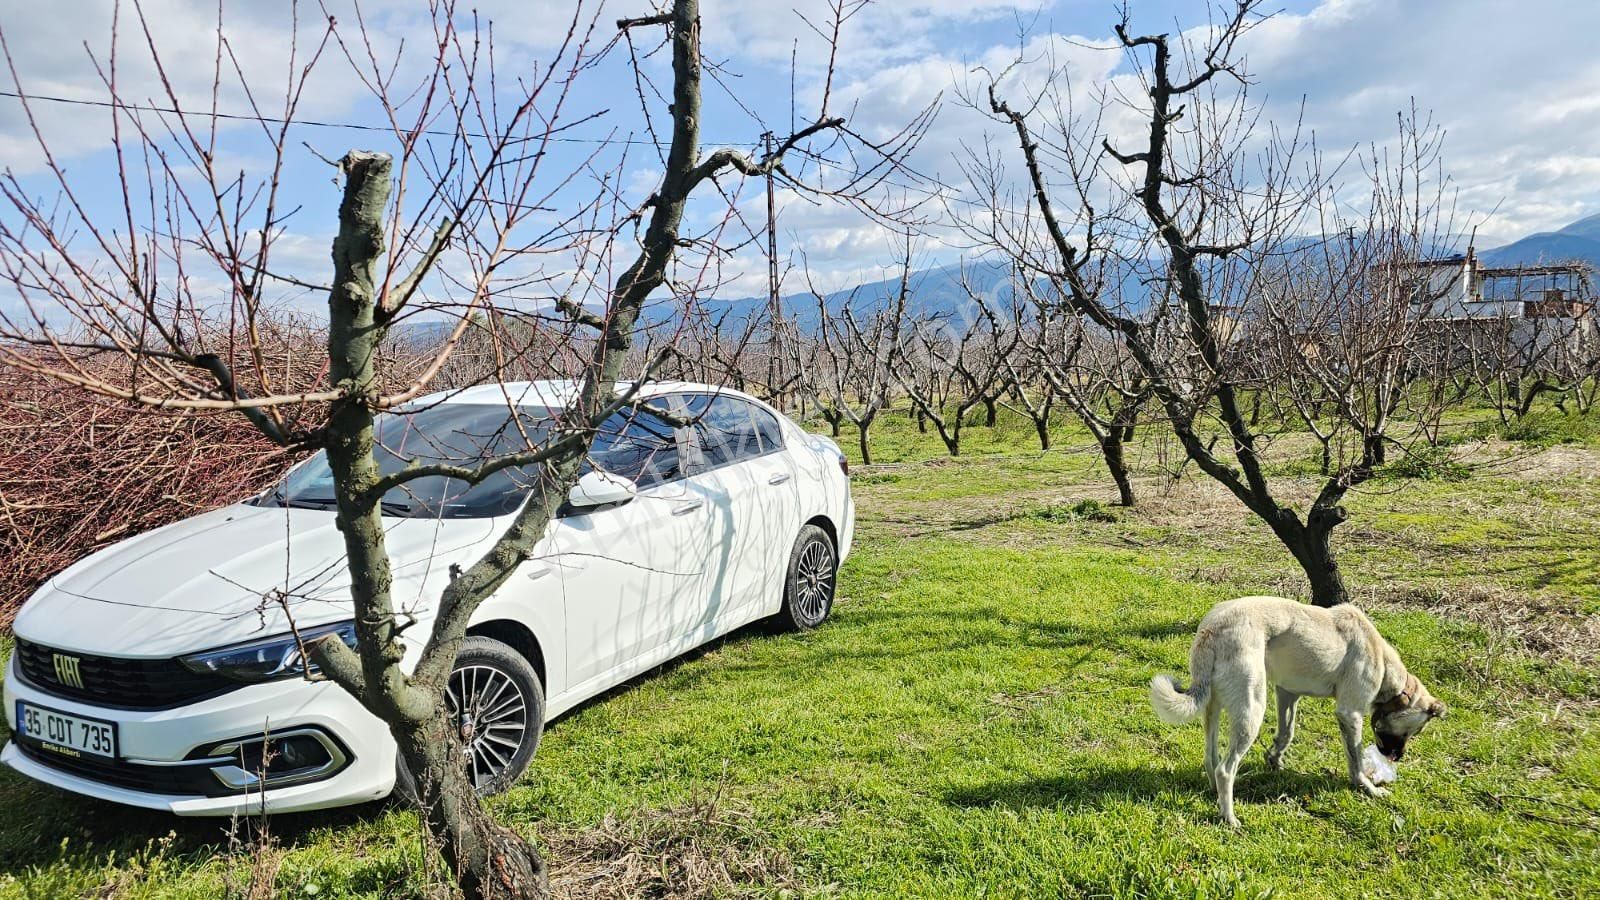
320,150 -> 550,897
1100,434 -> 1135,507
396,717 -> 548,896
822,406 -> 844,437
1279,507 -> 1350,608
310,3 -> 871,893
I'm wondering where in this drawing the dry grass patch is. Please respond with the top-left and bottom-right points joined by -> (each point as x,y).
1361,582 -> 1600,667
987,684 -> 1066,720
546,795 -> 803,900
1454,438 -> 1600,481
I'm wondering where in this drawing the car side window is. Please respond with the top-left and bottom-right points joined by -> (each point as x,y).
750,404 -> 784,453
683,393 -> 776,470
586,406 -> 683,488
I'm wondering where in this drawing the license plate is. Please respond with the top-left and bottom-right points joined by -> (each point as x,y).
15,701 -> 118,759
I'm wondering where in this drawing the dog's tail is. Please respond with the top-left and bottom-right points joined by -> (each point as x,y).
1149,628 -> 1214,726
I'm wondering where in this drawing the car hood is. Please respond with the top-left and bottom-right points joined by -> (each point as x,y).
13,502 -> 498,658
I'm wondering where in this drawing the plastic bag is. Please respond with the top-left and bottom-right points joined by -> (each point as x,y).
1362,745 -> 1397,784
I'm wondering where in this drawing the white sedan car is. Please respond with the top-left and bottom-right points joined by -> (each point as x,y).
2,381 -> 853,814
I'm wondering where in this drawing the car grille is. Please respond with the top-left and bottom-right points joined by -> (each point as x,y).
12,638 -> 239,710
13,739 -> 228,797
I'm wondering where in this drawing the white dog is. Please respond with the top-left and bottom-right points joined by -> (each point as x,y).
1150,596 -> 1445,826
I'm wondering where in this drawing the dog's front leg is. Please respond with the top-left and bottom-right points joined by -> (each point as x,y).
1336,707 -> 1389,798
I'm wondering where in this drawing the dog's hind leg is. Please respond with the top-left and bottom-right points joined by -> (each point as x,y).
1216,680 -> 1266,827
1203,697 -> 1221,794
1265,688 -> 1298,771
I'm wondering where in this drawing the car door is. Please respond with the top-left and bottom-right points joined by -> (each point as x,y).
551,404 -> 716,691
683,393 -> 801,618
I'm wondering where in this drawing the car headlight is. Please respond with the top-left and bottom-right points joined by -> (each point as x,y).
178,620 -> 358,683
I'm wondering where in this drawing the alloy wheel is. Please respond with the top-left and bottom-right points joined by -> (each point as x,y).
795,537 -> 835,623
446,663 -> 530,790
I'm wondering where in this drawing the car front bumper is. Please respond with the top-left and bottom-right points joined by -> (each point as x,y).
2,655 -> 396,816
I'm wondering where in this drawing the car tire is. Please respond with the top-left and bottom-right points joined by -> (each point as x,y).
775,524 -> 837,631
393,636 -> 545,803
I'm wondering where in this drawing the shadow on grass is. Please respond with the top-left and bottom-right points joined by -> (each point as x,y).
0,626 -> 786,874
0,615 -> 834,871
866,511 -> 1034,539
0,767 -> 394,870
639,606 -> 1194,696
943,763 -> 1342,813
541,619 -> 786,733
0,598 -> 1207,872
601,594 -> 1209,704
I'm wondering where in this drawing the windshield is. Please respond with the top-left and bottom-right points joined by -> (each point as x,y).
262,403 -> 559,518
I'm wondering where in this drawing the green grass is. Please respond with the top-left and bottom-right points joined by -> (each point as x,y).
1473,409 -> 1600,449
2,407 -> 1599,897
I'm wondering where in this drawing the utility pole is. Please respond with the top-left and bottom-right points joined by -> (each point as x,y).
762,130 -> 787,411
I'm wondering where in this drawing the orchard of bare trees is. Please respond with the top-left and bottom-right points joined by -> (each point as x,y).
2,0 -> 1598,897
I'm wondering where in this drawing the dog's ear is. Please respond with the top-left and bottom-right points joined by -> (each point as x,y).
1427,700 -> 1446,719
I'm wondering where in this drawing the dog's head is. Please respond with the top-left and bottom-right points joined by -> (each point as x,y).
1371,674 -> 1446,762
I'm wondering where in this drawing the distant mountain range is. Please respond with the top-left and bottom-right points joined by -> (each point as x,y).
1479,212 -> 1600,269
699,260 -> 1016,329
397,211 -> 1600,344
725,211 -> 1600,325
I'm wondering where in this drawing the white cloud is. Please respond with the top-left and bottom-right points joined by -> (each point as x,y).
0,0 -> 357,169
5,0 -> 1599,305
1229,0 -> 1600,243
730,0 -> 1600,290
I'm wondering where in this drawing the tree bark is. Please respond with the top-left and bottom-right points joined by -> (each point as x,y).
934,416 -> 960,456
396,719 -> 547,897
319,150 -> 549,898
1033,416 -> 1051,451
857,422 -> 873,465
1100,434 -> 1135,507
823,407 -> 843,437
1284,508 -> 1350,607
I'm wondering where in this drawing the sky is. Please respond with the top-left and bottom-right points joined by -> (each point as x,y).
2,0 -> 1599,316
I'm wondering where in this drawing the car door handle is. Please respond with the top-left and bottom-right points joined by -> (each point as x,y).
671,500 -> 705,516
767,472 -> 792,486
525,564 -> 552,580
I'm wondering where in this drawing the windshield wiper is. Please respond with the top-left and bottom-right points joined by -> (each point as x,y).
279,496 -> 337,511
380,500 -> 415,518
273,492 -> 415,517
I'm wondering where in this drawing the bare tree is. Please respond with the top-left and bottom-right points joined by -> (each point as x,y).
976,269 -> 1058,451
795,258 -> 905,464
984,2 -> 1467,605
883,248 -> 1017,458
0,0 -> 924,894
955,63 -> 1150,500
1252,121 -> 1467,483
1049,316 -> 1149,505
987,268 -> 1151,503
643,306 -> 764,395
1001,338 -> 1060,452
1455,292 -> 1594,424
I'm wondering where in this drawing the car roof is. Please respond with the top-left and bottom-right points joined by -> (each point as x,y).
412,380 -> 770,411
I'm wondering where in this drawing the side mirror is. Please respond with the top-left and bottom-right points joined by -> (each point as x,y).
567,470 -> 637,510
